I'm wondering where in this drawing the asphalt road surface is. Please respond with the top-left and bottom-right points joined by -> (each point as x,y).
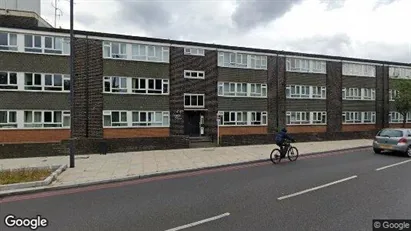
1,149 -> 411,231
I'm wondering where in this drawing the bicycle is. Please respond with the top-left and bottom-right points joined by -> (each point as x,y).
270,140 -> 299,164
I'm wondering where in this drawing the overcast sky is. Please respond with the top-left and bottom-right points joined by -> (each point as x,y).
40,0 -> 410,63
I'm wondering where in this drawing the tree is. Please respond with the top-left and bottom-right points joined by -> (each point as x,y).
392,79 -> 411,128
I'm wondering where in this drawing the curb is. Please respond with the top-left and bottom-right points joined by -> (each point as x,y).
0,164 -> 67,192
0,146 -> 371,198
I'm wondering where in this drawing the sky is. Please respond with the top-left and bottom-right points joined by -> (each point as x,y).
39,0 -> 410,63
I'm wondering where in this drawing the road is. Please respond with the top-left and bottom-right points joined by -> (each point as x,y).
1,149 -> 411,231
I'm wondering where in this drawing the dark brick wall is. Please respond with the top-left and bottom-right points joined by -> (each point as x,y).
286,73 -> 326,85
0,15 -> 40,29
218,68 -> 267,83
73,37 -> 103,138
382,66 -> 389,128
0,52 -> 69,73
103,60 -> 169,77
169,47 -> 218,137
277,57 -> 286,130
220,130 -> 377,146
376,65 -> 384,129
0,136 -> 190,159
326,61 -> 342,132
267,55 -> 277,133
0,91 -> 69,110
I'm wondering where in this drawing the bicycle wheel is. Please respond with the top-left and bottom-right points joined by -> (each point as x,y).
270,148 -> 282,164
287,146 -> 299,161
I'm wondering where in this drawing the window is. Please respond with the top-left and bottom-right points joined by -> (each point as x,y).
286,85 -> 310,98
23,110 -> 69,128
184,47 -> 205,56
389,67 -> 411,79
342,63 -> 376,77
0,71 -> 18,90
103,41 -> 127,59
184,94 -> 205,108
362,112 -> 376,123
104,76 -> 128,93
286,111 -> 310,125
389,89 -> 399,101
341,111 -> 376,124
389,112 -> 403,123
131,78 -> 169,94
24,73 -> 42,90
342,88 -> 361,100
24,34 -> 42,53
250,111 -> 267,125
103,111 -> 128,127
311,86 -> 327,99
218,82 -> 247,97
286,57 -> 326,74
0,111 -> 17,128
131,111 -> 169,127
131,43 -> 169,62
311,112 -> 327,124
250,83 -> 267,97
361,88 -> 376,100
0,32 -> 17,51
44,36 -> 64,54
184,70 -> 205,79
218,51 -> 267,70
23,73 -> 70,92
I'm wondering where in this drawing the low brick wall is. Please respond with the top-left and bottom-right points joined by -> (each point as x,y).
0,136 -> 190,159
220,130 -> 378,147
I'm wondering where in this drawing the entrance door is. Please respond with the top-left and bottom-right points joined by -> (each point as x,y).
184,111 -> 202,136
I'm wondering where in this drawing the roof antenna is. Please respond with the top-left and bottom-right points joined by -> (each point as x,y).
51,0 -> 63,28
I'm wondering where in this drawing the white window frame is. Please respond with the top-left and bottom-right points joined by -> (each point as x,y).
361,88 -> 376,100
0,71 -> 18,90
342,111 -> 376,124
103,111 -> 128,127
250,111 -> 268,125
389,111 -> 403,124
286,85 -> 326,99
131,77 -> 169,95
0,32 -> 18,51
218,111 -> 267,126
24,34 -> 42,53
184,93 -> 205,108
131,111 -> 170,127
23,72 -> 70,92
389,67 -> 411,79
250,83 -> 267,97
286,57 -> 326,74
103,41 -> 127,59
342,63 -> 376,77
184,47 -> 205,56
218,51 -> 267,70
311,111 -> 327,124
130,43 -> 170,63
342,87 -> 361,100
184,70 -> 205,79
0,110 -> 17,128
218,82 -> 248,97
286,111 -> 310,125
103,76 -> 128,93
389,89 -> 399,101
23,110 -> 70,128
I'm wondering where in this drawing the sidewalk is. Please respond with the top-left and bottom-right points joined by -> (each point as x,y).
0,139 -> 372,196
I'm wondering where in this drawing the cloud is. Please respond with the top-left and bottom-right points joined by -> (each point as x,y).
231,0 -> 304,31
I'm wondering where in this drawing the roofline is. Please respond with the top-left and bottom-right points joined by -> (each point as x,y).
0,24 -> 410,67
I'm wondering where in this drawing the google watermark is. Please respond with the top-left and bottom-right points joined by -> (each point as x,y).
4,214 -> 48,230
373,219 -> 411,231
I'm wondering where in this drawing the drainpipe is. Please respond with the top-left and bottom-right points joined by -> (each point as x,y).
85,35 -> 89,137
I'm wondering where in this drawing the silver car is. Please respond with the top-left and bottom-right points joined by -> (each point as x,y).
373,128 -> 411,157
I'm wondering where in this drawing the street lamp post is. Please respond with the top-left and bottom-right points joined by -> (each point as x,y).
69,0 -> 75,168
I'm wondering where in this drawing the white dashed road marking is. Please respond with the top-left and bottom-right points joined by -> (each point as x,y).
165,212 -> 230,231
375,159 -> 411,171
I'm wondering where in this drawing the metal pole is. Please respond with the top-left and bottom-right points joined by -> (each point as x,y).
69,0 -> 75,168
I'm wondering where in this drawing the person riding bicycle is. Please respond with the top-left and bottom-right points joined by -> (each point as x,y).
275,128 -> 296,158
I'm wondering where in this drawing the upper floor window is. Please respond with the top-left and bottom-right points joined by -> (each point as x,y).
0,32 -> 17,51
218,51 -> 267,70
342,88 -> 375,100
104,76 -> 128,93
24,110 -> 70,128
286,57 -> 326,74
286,111 -> 327,125
184,93 -> 205,108
389,67 -> 411,79
218,82 -> 267,97
131,43 -> 169,62
184,70 -> 205,79
184,47 -> 205,56
103,41 -> 127,59
24,34 -> 70,55
342,63 -> 376,77
0,110 -> 17,128
132,77 -> 169,94
286,85 -> 326,99
217,111 -> 267,126
389,89 -> 399,101
24,73 -> 70,92
0,71 -> 17,90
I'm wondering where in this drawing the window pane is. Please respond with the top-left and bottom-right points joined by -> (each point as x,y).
25,73 -> 33,85
184,96 -> 190,106
0,33 -> 7,45
140,112 -> 146,122
44,112 -> 52,122
121,112 -> 127,122
54,112 -> 62,122
34,74 -> 41,85
155,79 -> 162,90
103,115 -> 111,126
45,37 -> 52,48
34,112 -> 42,122
0,72 -> 7,84
45,75 -> 52,85
34,36 -> 41,47
54,75 -> 62,86
198,95 -> 204,106
0,111 -> 6,123
9,73 -> 17,84
24,35 -> 33,47
112,112 -> 119,122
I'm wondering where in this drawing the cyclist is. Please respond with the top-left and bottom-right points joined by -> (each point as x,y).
275,128 -> 296,158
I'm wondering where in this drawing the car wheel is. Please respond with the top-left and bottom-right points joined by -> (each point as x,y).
406,146 -> 411,158
373,148 -> 382,154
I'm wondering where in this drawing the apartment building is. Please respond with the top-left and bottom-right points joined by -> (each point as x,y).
0,23 -> 411,153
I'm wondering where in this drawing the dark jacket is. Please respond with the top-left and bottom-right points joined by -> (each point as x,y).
275,130 -> 293,144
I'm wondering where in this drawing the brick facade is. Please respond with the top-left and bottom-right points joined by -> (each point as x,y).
326,61 -> 343,132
